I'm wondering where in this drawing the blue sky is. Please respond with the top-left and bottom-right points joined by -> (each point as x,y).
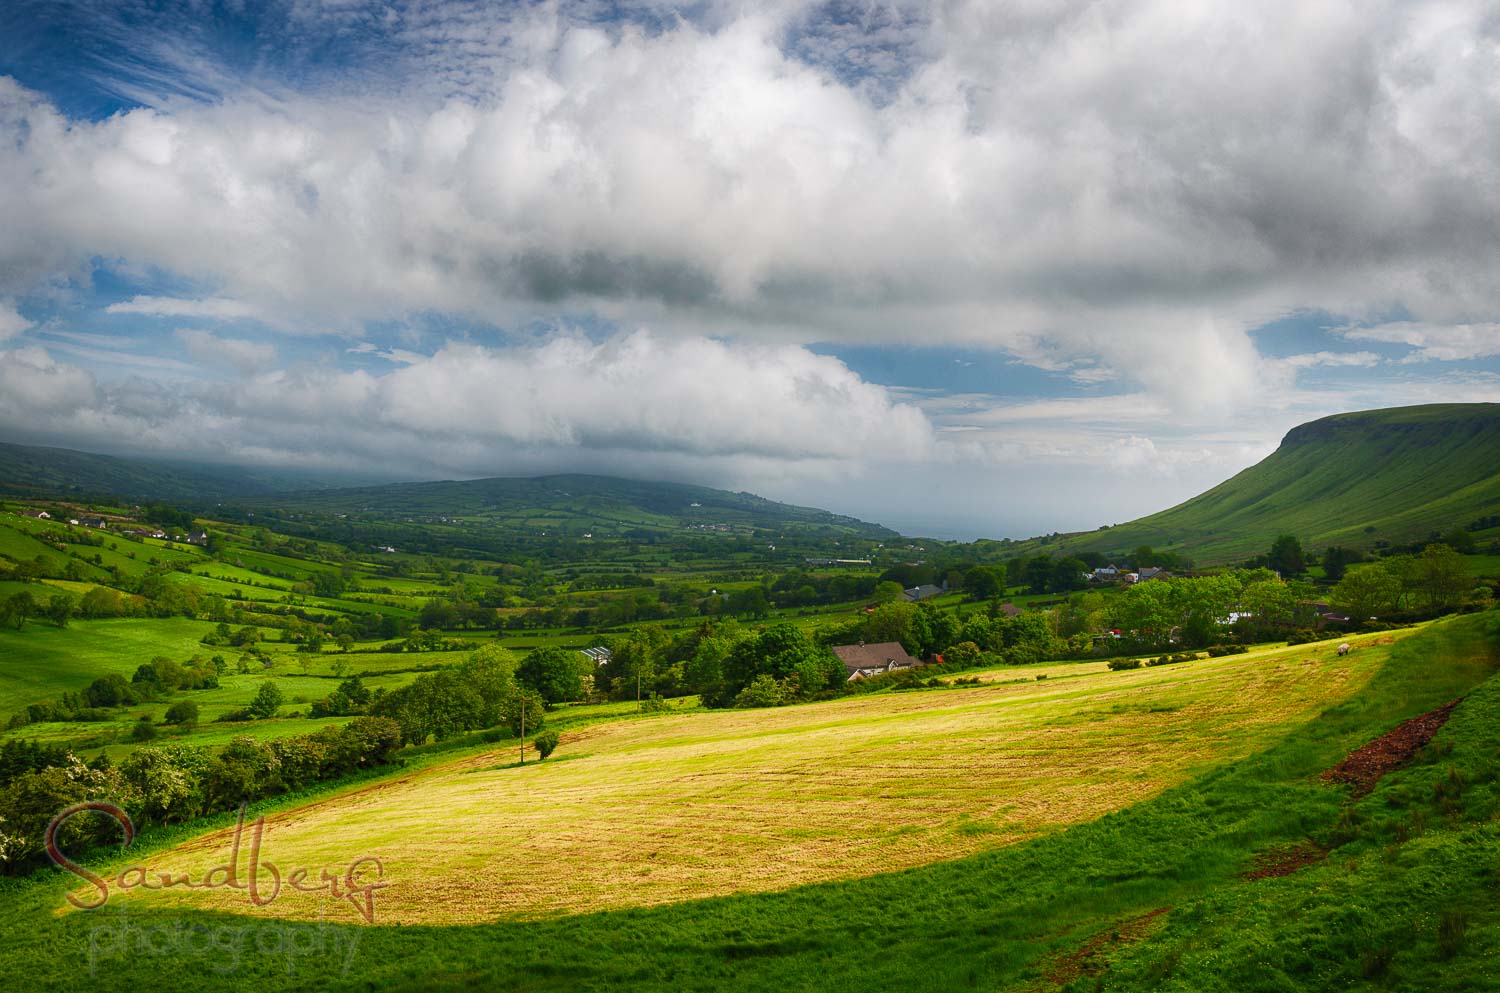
1,1 -> 1499,539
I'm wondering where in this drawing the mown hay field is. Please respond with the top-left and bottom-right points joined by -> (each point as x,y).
101,631 -> 1411,925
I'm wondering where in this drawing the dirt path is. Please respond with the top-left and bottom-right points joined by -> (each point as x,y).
1321,699 -> 1461,796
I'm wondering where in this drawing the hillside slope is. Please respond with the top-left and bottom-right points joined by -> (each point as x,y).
0,442 -> 372,502
258,473 -> 898,539
0,440 -> 896,540
1016,403 -> 1500,564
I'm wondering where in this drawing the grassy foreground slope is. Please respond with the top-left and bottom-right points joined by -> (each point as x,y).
1013,403 -> 1500,564
126,631 -> 1395,923
0,612 -> 1496,992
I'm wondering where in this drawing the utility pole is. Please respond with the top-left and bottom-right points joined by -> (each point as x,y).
519,703 -> 525,766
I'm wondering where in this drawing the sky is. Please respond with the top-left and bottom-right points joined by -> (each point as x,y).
1,1 -> 1498,540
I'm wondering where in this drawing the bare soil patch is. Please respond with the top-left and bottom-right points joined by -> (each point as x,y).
1321,699 -> 1460,796
1042,908 -> 1171,987
1244,839 -> 1327,880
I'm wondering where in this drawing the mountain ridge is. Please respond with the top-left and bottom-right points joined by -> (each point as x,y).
995,403 -> 1500,564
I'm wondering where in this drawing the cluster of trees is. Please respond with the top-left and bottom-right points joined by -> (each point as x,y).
1332,545 -> 1484,618
1126,571 -> 1299,648
0,718 -> 402,873
1,589 -> 78,629
706,624 -> 845,707
370,646 -> 547,745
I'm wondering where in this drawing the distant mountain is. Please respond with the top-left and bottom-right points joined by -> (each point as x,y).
0,442 -> 388,503
1002,403 -> 1500,565
0,442 -> 896,540
258,473 -> 899,539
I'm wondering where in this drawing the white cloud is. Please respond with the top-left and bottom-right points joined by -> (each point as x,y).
1279,350 -> 1383,369
0,1 -> 1496,409
1337,322 -> 1500,363
106,295 -> 266,322
2,3 -> 1500,538
0,300 -> 30,341
175,328 -> 278,373
0,330 -> 932,472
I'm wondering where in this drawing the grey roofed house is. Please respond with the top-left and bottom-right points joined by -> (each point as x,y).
902,584 -> 945,602
580,646 -> 613,666
831,642 -> 923,681
1137,567 -> 1171,582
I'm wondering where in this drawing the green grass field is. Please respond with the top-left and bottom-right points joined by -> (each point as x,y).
0,617 -> 243,713
0,612 -> 1492,992
69,628 -> 1412,924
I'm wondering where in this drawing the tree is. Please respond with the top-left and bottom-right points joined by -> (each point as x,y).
43,592 -> 75,628
1415,544 -> 1469,609
79,586 -> 125,619
1440,527 -> 1477,555
727,585 -> 770,618
1025,556 -> 1053,594
248,680 -> 284,719
517,647 -> 585,705
1267,535 -> 1306,577
963,567 -> 1003,601
1048,558 -> 1090,594
504,690 -> 546,738
1,592 -> 35,630
872,581 -> 905,604
533,730 -> 560,760
418,598 -> 460,630
944,641 -> 984,667
84,673 -> 137,708
1331,565 -> 1402,619
1322,546 -> 1361,583
862,601 -> 919,652
719,624 -> 842,706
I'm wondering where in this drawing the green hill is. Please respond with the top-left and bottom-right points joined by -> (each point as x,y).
258,472 -> 898,540
1015,403 -> 1500,564
0,442 -> 370,502
0,441 -> 896,542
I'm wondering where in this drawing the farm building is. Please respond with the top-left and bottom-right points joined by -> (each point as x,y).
580,646 -> 613,666
832,642 -> 923,682
902,584 -> 945,602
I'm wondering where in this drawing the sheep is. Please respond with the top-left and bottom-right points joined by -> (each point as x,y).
1337,643 -> 1351,657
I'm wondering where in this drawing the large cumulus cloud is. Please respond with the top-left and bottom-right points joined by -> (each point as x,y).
0,331 -> 933,477
1,1 -> 1497,406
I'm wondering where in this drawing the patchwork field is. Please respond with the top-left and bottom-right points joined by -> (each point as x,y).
121,631 -> 1404,925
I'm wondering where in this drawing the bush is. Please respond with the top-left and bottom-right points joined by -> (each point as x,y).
129,718 -> 158,742
1206,644 -> 1249,657
533,730 -> 560,759
84,673 -> 137,708
163,700 -> 199,725
1108,658 -> 1143,671
638,692 -> 671,713
1285,629 -> 1331,646
733,674 -> 786,708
